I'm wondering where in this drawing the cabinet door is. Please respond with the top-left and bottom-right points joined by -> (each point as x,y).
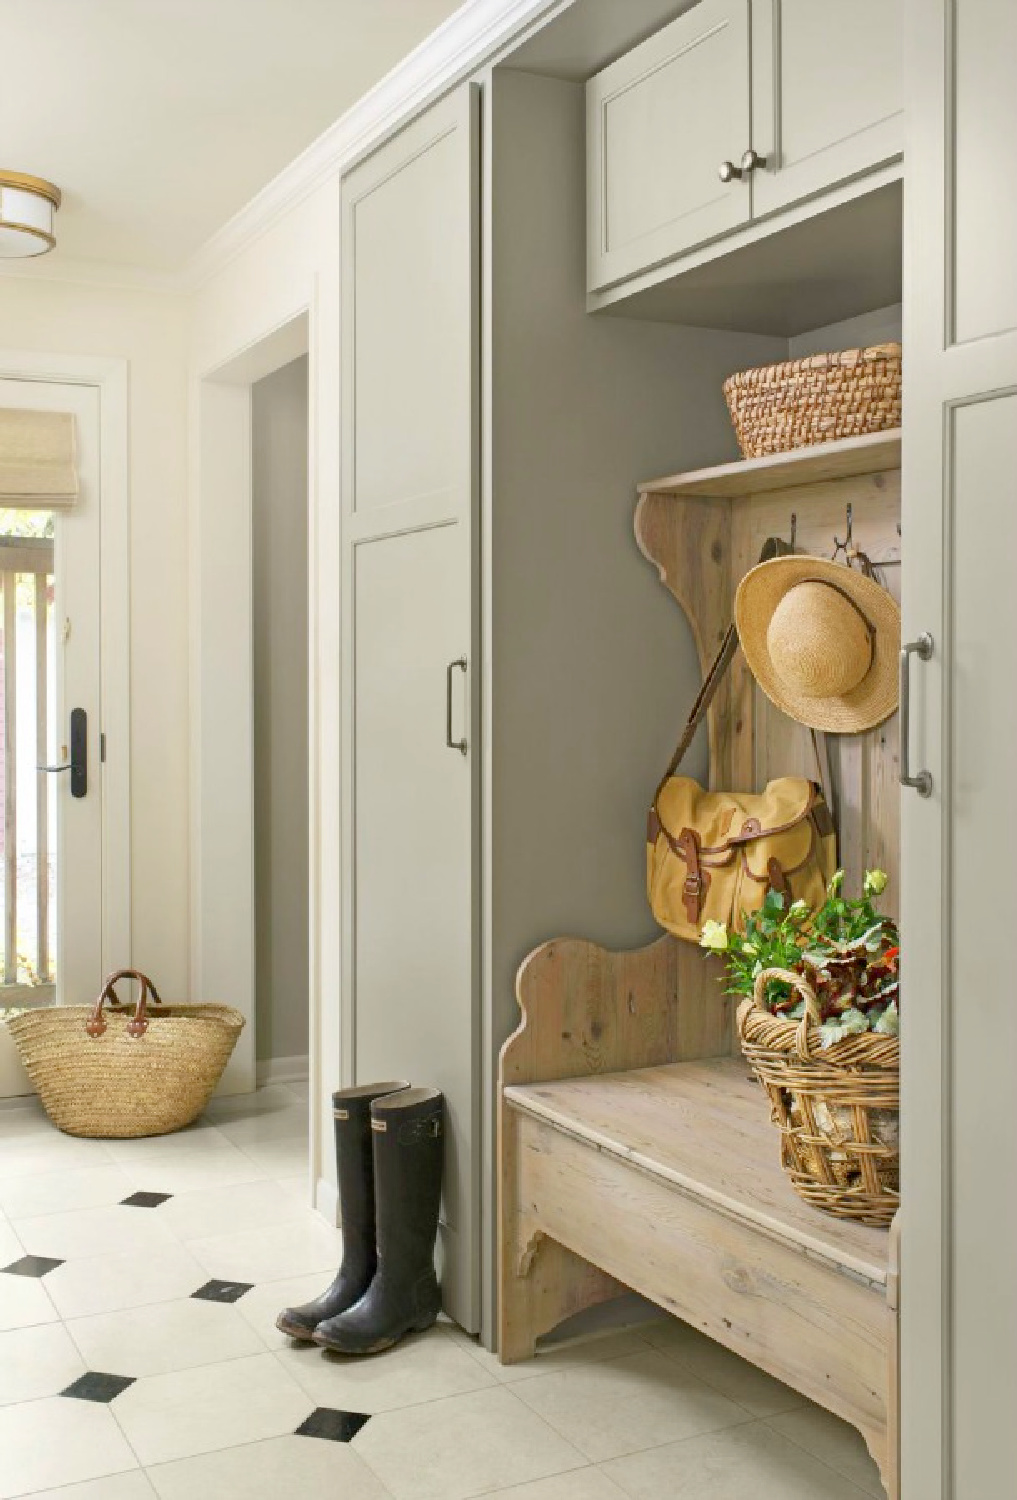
587,0 -> 751,293
902,1 -> 1017,1496
750,0 -> 903,218
340,86 -> 480,1333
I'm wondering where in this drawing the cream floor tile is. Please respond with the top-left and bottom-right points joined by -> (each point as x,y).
275,1324 -> 498,1413
146,1434 -> 390,1500
204,1085 -> 298,1121
232,1135 -> 309,1178
0,1164 -> 136,1220
0,1131 -> 112,1179
156,1178 -> 307,1241
767,1403 -> 886,1497
113,1353 -> 314,1466
186,1217 -> 342,1284
444,1324 -> 653,1385
13,1202 -> 178,1260
643,1320 -> 805,1417
102,1121 -> 234,1158
0,1395 -> 138,1499
0,1268 -> 59,1330
66,1297 -> 265,1378
0,1321 -> 86,1404
512,1350 -> 751,1463
17,1474 -> 157,1500
353,1386 -> 587,1500
284,1080 -> 310,1102
232,1271 -> 335,1349
601,1420 -> 876,1499
212,1107 -> 309,1149
0,1214 -> 23,1263
472,1475 -> 628,1500
274,1174 -> 313,1208
44,1242 -> 209,1319
112,1147 -> 269,1195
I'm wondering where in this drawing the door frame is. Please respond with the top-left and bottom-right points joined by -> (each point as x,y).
0,350 -> 131,988
190,310 -> 322,1178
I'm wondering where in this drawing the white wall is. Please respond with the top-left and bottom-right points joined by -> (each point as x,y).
0,275 -> 191,996
252,355 -> 310,1068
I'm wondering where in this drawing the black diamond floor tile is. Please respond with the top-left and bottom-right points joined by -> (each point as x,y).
295,1407 -> 371,1443
61,1371 -> 136,1403
120,1191 -> 173,1208
192,1278 -> 254,1304
2,1254 -> 64,1278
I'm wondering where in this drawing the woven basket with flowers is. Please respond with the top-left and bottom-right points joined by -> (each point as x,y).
700,869 -> 899,1226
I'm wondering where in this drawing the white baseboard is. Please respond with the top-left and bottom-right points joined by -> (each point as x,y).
0,1022 -> 34,1101
256,1054 -> 309,1087
315,1174 -> 339,1227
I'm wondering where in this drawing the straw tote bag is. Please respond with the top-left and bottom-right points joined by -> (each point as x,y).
647,557 -> 837,945
6,969 -> 245,1138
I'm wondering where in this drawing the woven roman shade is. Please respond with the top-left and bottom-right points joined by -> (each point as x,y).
0,407 -> 78,507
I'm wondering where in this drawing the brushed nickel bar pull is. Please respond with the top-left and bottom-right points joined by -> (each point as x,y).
899,634 -> 933,797
446,657 -> 467,756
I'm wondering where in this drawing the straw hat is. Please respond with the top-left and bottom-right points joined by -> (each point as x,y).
734,555 -> 900,733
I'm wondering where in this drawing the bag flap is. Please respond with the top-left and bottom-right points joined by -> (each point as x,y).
655,776 -> 817,857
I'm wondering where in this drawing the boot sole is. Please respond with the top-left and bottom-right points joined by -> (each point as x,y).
275,1314 -> 319,1342
314,1314 -> 438,1357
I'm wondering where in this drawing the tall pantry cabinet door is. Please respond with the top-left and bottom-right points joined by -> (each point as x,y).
749,0 -> 903,218
902,1 -> 1017,1497
586,0 -> 751,292
340,86 -> 480,1333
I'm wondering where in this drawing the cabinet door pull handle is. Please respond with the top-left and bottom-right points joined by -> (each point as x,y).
718,159 -> 743,183
446,657 -> 468,756
740,148 -> 767,173
899,634 -> 933,797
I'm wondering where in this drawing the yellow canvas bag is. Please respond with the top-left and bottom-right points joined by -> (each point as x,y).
647,608 -> 837,946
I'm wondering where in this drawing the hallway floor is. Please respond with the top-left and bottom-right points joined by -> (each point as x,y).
0,1084 -> 886,1499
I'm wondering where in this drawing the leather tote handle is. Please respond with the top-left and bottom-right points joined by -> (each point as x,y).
85,968 -> 162,1039
653,536 -> 793,808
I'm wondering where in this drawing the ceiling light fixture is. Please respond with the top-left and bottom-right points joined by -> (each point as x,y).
0,172 -> 61,258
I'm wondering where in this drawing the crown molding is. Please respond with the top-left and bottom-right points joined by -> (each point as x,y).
185,0 -> 563,289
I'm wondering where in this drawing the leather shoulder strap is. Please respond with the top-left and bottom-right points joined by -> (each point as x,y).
655,622 -> 738,798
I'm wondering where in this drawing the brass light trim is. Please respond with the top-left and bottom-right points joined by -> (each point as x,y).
0,171 -> 62,209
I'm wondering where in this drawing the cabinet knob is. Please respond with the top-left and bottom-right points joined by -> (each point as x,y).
740,148 -> 767,173
718,159 -> 743,183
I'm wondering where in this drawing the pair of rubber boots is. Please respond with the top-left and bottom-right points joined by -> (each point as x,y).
277,1082 -> 443,1355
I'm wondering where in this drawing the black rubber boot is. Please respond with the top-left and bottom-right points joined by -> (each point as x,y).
313,1086 -> 444,1355
275,1080 -> 409,1341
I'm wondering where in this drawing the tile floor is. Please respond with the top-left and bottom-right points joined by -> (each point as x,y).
0,1083 -> 888,1499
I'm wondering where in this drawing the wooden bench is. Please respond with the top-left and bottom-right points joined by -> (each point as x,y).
499,934 -> 899,1499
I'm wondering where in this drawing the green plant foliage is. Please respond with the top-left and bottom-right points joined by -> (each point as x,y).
699,870 -> 900,1047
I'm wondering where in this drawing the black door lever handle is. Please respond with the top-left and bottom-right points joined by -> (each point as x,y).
37,707 -> 87,798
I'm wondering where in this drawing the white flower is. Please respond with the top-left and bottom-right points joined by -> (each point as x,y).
828,869 -> 845,898
864,869 -> 889,897
788,898 -> 810,920
873,1001 -> 899,1036
741,941 -> 759,957
699,920 -> 729,952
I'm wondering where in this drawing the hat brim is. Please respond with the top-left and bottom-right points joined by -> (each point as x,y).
734,555 -> 900,733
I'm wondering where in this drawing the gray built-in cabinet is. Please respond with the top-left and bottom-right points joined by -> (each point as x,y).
587,0 -> 902,296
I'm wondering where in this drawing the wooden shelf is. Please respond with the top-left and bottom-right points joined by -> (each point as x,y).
639,429 -> 902,500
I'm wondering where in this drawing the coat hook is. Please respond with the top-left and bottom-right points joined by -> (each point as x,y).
832,502 -> 854,562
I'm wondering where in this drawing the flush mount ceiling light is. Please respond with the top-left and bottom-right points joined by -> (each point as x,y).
0,171 -> 61,257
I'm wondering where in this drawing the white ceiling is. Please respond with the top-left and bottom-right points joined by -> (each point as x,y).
0,0 -> 464,271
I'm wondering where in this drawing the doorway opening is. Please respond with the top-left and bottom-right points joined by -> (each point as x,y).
251,355 -> 310,1088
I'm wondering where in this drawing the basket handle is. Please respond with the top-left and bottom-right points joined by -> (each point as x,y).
85,969 -> 162,1039
751,966 -> 822,1061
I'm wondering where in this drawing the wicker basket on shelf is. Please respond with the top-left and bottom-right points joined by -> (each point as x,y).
6,969 -> 244,1139
736,967 -> 899,1226
723,342 -> 902,459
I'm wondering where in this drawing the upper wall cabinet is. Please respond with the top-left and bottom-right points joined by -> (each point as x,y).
587,0 -> 902,297
586,0 -> 751,292
749,0 -> 903,218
